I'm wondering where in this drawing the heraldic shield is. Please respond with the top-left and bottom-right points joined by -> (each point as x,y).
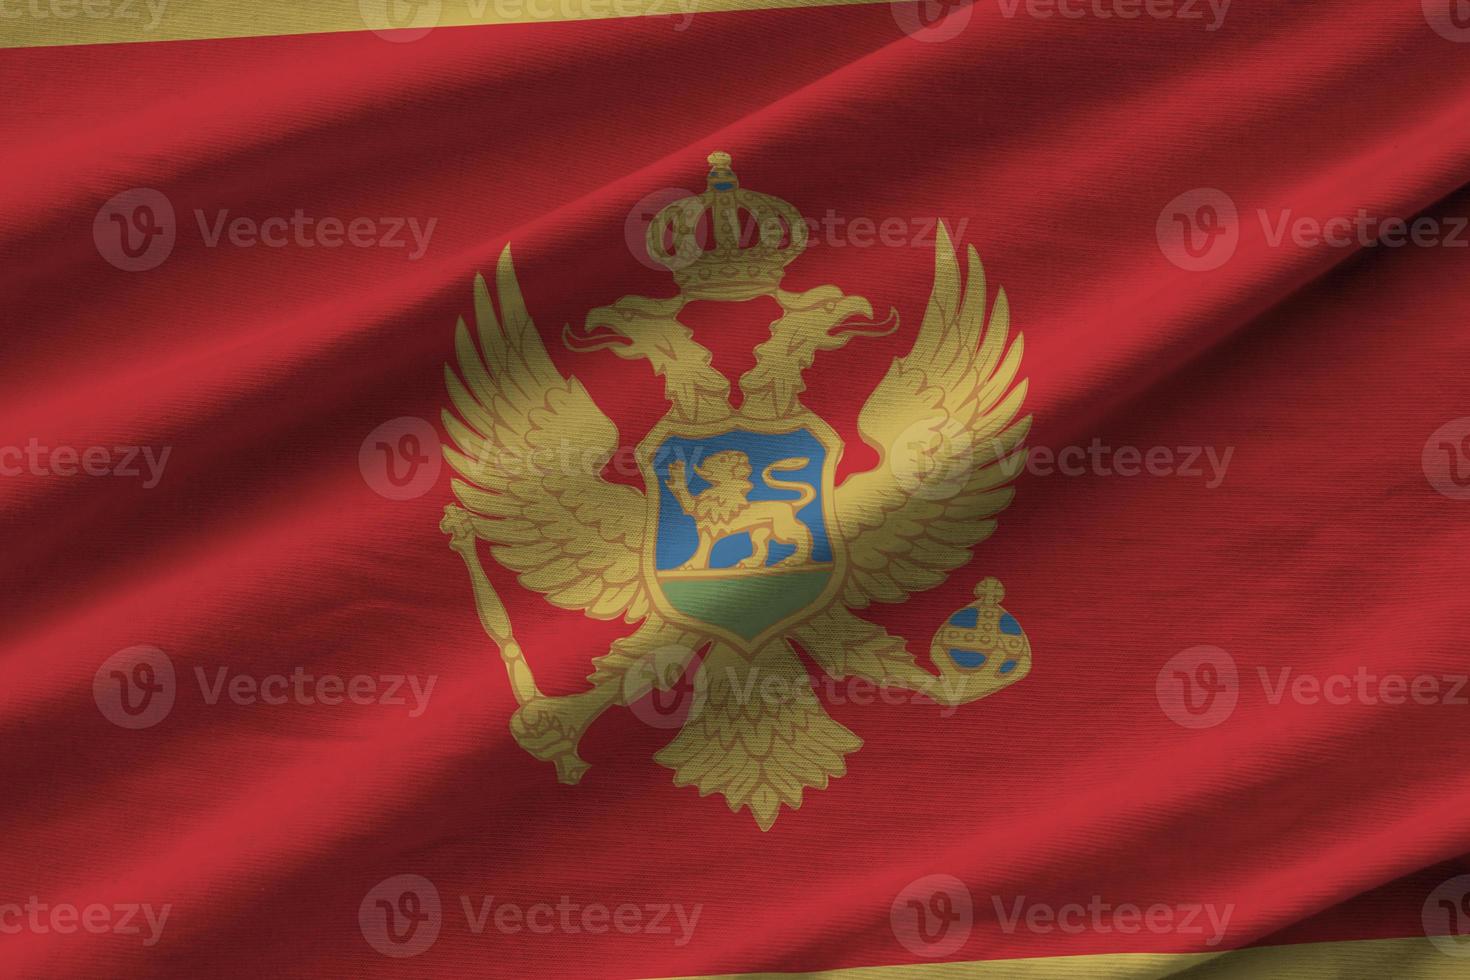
639,416 -> 845,654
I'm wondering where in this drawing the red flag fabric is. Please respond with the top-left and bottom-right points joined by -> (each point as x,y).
3,2 -> 1470,977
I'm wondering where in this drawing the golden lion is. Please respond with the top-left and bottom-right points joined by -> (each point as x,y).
665,451 -> 815,571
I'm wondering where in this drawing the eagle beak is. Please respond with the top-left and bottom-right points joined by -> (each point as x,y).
563,322 -> 631,353
829,307 -> 899,344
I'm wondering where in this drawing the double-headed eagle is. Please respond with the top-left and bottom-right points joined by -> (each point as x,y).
439,155 -> 1031,830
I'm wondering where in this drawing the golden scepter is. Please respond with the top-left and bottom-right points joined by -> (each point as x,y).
440,504 -> 540,705
440,504 -> 609,783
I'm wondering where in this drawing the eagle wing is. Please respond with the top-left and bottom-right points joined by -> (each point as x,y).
441,246 -> 650,622
833,224 -> 1031,609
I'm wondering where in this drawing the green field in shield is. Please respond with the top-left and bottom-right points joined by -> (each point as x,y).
659,567 -> 831,642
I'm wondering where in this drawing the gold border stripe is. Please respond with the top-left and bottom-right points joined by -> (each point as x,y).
0,0 -> 891,49
654,937 -> 1464,980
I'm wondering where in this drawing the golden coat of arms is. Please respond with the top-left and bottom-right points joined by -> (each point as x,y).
439,153 -> 1033,830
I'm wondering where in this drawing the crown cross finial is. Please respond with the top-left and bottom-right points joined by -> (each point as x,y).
645,151 -> 808,302
706,152 -> 737,191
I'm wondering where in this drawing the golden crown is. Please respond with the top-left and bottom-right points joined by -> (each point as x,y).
646,152 -> 808,302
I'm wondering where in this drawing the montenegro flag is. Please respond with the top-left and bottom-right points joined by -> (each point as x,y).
5,0 -> 1470,976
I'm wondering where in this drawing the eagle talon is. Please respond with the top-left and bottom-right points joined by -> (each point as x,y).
553,755 -> 591,785
510,701 -> 591,782
508,689 -> 622,786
